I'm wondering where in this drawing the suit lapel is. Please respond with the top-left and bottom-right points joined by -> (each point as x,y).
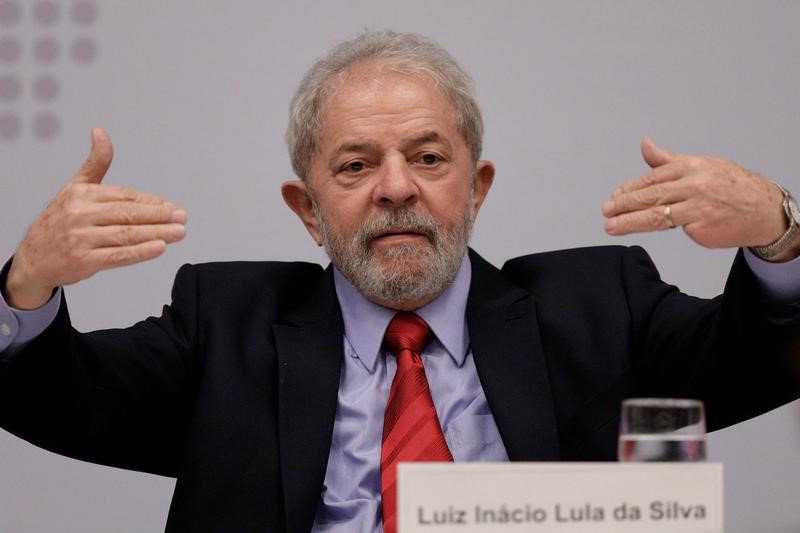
467,250 -> 560,460
271,252 -> 560,530
273,267 -> 344,533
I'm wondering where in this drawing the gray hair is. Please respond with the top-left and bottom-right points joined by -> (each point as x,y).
286,30 -> 484,182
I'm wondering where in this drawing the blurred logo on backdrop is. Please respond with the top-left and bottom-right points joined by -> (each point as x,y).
0,0 -> 97,141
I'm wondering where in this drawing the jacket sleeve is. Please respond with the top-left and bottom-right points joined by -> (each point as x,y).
622,247 -> 800,430
0,263 -> 202,477
501,245 -> 800,459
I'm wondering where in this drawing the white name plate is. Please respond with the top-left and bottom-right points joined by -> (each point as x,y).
398,462 -> 722,532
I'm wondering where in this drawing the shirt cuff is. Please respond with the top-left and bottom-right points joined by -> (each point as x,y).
743,248 -> 800,303
0,286 -> 62,355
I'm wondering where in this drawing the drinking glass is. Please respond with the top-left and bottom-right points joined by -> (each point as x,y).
618,398 -> 706,462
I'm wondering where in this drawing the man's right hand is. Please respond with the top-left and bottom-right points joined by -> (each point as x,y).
4,128 -> 187,310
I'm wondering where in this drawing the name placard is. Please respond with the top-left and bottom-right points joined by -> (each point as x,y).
398,462 -> 722,532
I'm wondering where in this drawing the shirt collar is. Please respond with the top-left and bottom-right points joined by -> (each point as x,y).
333,254 -> 472,373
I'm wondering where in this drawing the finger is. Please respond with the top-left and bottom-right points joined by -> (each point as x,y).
72,127 -> 114,185
86,202 -> 187,226
609,163 -> 686,201
604,201 -> 689,236
641,137 -> 685,169
603,178 -> 689,217
86,184 -> 176,206
88,224 -> 186,248
88,240 -> 168,271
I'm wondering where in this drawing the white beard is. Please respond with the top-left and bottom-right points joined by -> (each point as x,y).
315,204 -> 473,308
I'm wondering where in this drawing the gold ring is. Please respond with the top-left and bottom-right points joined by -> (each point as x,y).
664,204 -> 676,229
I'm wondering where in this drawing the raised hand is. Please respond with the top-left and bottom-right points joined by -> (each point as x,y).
602,138 -> 792,257
4,128 -> 187,309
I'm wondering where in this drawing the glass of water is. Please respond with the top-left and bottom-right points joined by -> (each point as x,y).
618,398 -> 706,462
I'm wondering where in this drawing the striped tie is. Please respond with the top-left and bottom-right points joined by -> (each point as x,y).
380,312 -> 454,533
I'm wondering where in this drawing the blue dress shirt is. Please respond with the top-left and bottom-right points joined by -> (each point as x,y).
311,255 -> 508,531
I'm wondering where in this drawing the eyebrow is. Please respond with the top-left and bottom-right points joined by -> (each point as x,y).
401,131 -> 450,152
328,141 -> 381,169
327,131 -> 452,168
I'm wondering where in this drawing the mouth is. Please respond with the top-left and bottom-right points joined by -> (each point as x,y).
369,228 -> 431,247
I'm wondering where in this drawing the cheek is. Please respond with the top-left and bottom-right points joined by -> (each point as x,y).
426,187 -> 473,223
321,201 -> 367,237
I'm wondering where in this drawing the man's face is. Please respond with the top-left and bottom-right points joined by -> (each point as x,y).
283,68 -> 494,309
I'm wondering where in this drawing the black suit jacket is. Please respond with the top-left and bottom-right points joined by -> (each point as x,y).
1,246 -> 798,532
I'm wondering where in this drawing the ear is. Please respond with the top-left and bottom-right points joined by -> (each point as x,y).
471,160 -> 495,217
281,180 -> 323,246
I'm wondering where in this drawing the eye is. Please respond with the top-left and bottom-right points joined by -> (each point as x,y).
342,161 -> 366,173
416,153 -> 442,166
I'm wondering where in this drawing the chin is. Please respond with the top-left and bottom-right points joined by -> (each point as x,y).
371,251 -> 434,280
372,240 -> 433,261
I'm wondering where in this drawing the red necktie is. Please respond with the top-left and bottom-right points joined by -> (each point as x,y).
380,312 -> 454,533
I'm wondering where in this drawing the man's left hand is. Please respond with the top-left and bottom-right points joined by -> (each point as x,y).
602,139 -> 798,260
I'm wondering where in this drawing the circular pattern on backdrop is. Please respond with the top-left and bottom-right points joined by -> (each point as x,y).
33,112 -> 59,139
71,1 -> 96,26
33,37 -> 59,64
0,1 -> 20,26
1,1 -> 98,141
32,1 -> 59,25
71,37 -> 96,64
0,37 -> 21,63
0,75 -> 21,101
0,113 -> 20,139
33,75 -> 59,101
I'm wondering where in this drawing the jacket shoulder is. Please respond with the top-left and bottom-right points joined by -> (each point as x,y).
501,245 -> 654,285
167,260 -> 330,317
178,260 -> 325,287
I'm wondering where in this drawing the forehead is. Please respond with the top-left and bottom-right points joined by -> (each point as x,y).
317,66 -> 460,146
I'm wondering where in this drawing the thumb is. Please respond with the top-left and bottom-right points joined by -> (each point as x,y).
72,127 -> 114,184
640,137 -> 681,169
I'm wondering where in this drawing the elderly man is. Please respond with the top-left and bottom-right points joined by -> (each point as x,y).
1,31 -> 799,533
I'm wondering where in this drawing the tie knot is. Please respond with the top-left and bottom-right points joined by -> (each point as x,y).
384,312 -> 432,355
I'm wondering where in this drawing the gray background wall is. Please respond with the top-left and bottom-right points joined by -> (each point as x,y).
1,1 -> 798,531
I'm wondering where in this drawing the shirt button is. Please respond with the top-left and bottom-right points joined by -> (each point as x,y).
0,323 -> 10,337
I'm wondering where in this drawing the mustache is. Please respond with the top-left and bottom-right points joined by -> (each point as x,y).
356,209 -> 440,246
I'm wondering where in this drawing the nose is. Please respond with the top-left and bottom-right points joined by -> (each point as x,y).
372,155 -> 419,208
